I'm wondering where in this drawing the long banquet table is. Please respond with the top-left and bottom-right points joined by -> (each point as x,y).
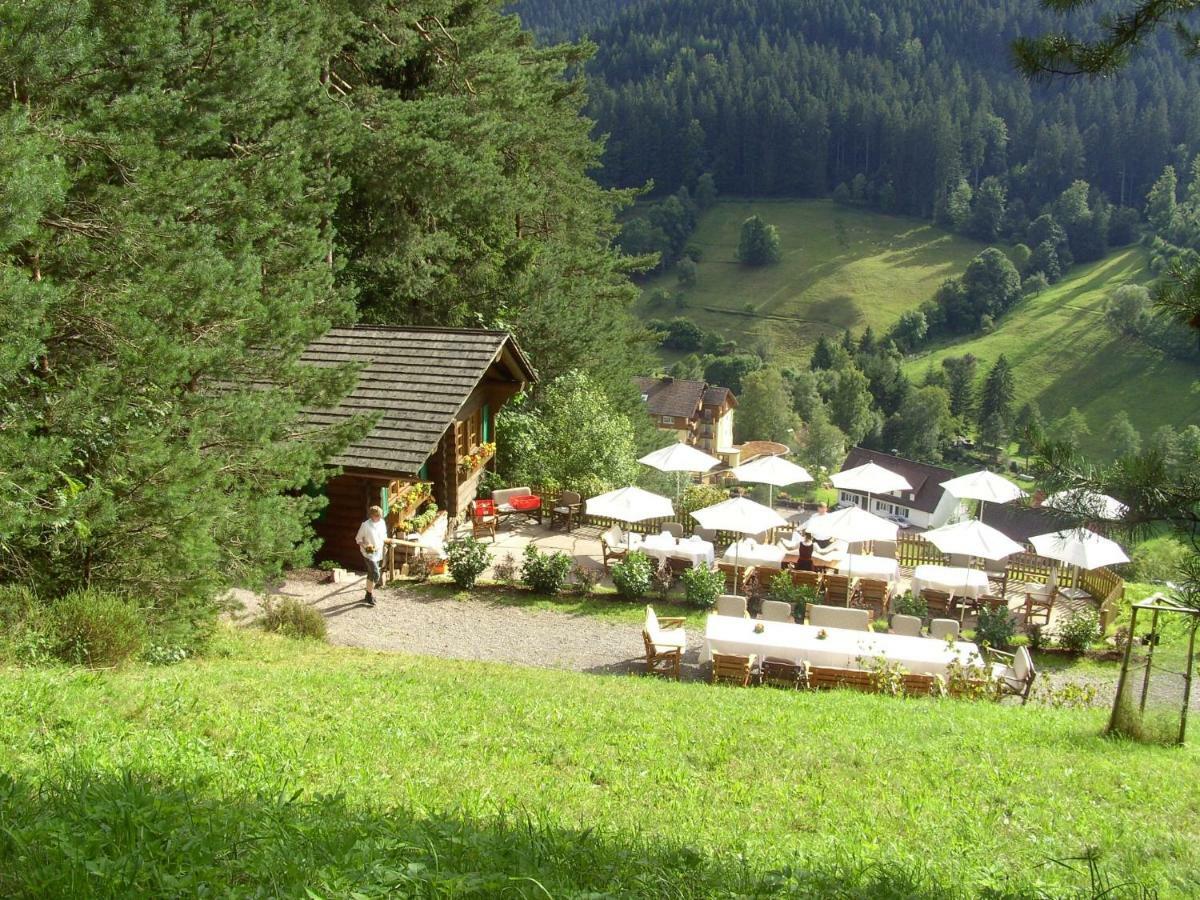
703,614 -> 981,676
721,539 -> 785,568
834,553 -> 899,582
910,564 -> 990,600
640,533 -> 716,569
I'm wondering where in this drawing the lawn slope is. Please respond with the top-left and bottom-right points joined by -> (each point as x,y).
639,198 -> 986,363
905,247 -> 1200,458
1,629 -> 1197,896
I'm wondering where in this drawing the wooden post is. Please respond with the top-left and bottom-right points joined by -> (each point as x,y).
1108,604 -> 1139,736
1139,607 -> 1160,717
1180,616 -> 1197,746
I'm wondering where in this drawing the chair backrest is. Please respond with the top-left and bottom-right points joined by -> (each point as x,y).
760,599 -> 793,622
603,524 -> 625,548
808,604 -> 870,631
662,521 -> 684,538
824,574 -> 851,604
715,594 -> 748,617
928,618 -> 960,640
873,541 -> 897,560
858,578 -> 887,602
791,570 -> 821,590
694,527 -> 718,542
492,486 -> 531,507
891,614 -> 923,636
921,588 -> 952,616
760,657 -> 804,688
644,605 -> 660,636
1014,645 -> 1034,681
984,556 -> 1008,576
557,490 -> 581,506
712,652 -> 754,684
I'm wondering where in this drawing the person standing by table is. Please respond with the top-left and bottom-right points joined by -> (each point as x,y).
355,505 -> 392,607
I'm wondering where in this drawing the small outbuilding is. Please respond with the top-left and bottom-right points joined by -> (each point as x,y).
302,325 -> 536,567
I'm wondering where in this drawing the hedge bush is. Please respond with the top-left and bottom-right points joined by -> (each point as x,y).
445,537 -> 491,590
521,545 -> 572,595
611,551 -> 654,600
48,590 -> 146,667
262,597 -> 327,641
681,565 -> 724,609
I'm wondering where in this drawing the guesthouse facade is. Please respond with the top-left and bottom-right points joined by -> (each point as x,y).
836,447 -> 966,529
634,376 -> 737,457
303,326 -> 535,567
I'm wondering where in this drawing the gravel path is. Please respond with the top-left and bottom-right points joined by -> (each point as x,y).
227,573 -> 709,679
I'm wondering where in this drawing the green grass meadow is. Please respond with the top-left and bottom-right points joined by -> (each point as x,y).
639,199 -> 986,363
905,247 -> 1200,459
2,628 -> 1197,897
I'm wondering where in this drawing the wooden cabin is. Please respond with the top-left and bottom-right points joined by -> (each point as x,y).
301,326 -> 536,567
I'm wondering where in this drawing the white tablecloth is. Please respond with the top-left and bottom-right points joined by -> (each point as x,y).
721,539 -> 785,568
835,554 -> 899,582
910,564 -> 990,600
640,533 -> 715,569
702,614 -> 981,676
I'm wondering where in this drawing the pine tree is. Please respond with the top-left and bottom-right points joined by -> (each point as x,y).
977,355 -> 1016,449
1105,410 -> 1142,460
736,215 -> 782,266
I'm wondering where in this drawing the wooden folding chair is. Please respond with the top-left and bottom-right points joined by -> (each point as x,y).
921,588 -> 953,619
470,499 -> 497,541
854,578 -> 890,620
823,573 -> 851,607
760,657 -> 807,689
790,569 -> 821,592
1024,588 -> 1055,627
807,666 -> 874,692
711,651 -> 757,686
642,631 -> 682,681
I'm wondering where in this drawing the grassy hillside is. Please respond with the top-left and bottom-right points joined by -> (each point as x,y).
1,628 -> 1197,896
905,246 -> 1200,459
639,199 -> 986,363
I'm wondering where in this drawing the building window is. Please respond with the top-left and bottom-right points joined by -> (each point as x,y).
457,407 -> 484,458
661,415 -> 673,425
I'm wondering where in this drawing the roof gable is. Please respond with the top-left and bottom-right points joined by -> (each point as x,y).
302,326 -> 534,476
635,376 -> 707,418
840,447 -> 955,514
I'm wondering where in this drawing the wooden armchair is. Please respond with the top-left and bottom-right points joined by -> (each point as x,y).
960,593 -> 1007,622
760,657 -> 807,689
790,569 -> 822,592
549,490 -> 583,531
823,573 -> 851,607
470,499 -> 497,541
711,651 -> 757,686
601,525 -> 639,571
807,666 -> 874,692
921,588 -> 953,619
1024,587 -> 1055,627
715,594 -> 748,617
642,630 -> 682,680
988,645 -> 1037,703
717,562 -> 755,594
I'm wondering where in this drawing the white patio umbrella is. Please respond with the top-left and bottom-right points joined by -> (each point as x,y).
1029,528 -> 1130,570
730,455 -> 813,507
1030,527 -> 1130,592
940,470 -> 1026,523
814,505 -> 899,577
585,486 -> 674,524
691,497 -> 788,592
919,519 -> 1023,561
1043,489 -> 1129,522
638,442 -> 721,498
830,462 -> 912,518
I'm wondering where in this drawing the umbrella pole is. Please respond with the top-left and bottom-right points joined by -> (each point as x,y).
734,542 -> 741,594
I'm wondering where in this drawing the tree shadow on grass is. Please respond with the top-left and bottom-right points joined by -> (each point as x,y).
0,769 -> 969,899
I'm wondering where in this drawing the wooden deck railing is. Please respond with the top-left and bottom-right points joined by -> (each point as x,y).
1005,551 -> 1054,584
895,534 -> 947,568
1082,566 -> 1126,631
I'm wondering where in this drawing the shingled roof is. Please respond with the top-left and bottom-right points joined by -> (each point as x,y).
840,447 -> 956,514
635,376 -> 708,418
301,325 -> 534,477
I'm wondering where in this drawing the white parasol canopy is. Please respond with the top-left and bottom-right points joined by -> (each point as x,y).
816,504 -> 899,543
638,442 -> 722,498
1043,489 -> 1129,522
730,455 -> 813,506
585,486 -> 674,523
940,471 -> 1026,504
691,497 -> 787,592
831,462 -> 913,495
1030,528 -> 1130,571
919,519 -> 1023,561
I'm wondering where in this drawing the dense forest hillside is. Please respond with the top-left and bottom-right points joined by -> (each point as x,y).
545,0 -> 1200,229
508,0 -> 638,42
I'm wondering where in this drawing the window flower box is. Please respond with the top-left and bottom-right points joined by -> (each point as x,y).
458,441 -> 496,476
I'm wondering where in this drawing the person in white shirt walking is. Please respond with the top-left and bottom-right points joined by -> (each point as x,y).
355,505 -> 392,607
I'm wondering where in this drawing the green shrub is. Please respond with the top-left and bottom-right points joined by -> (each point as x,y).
1129,536 -> 1189,582
571,563 -> 602,595
1057,608 -> 1101,653
520,545 -> 571,595
891,590 -> 927,619
492,552 -> 519,586
681,565 -> 724,609
262,597 -> 327,641
975,604 -> 1017,650
610,551 -> 654,600
445,537 -> 491,589
766,572 -> 816,621
650,560 -> 674,601
317,559 -> 340,572
143,593 -> 218,658
47,591 -> 146,667
1026,623 -> 1047,652
0,583 -> 39,630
